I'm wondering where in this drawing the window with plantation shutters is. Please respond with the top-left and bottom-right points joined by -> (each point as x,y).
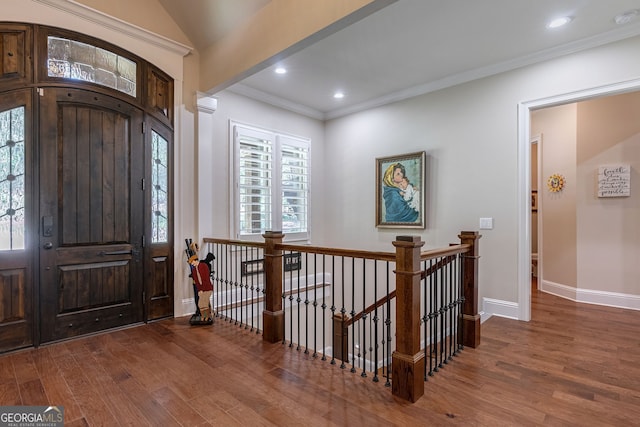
280,136 -> 308,235
237,127 -> 273,235
233,123 -> 310,241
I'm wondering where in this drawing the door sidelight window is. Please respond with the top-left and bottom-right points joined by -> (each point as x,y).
151,130 -> 168,243
0,106 -> 25,250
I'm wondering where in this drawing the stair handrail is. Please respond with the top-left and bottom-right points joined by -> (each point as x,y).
342,244 -> 470,327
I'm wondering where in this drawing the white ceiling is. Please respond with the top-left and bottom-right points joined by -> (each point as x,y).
161,0 -> 640,120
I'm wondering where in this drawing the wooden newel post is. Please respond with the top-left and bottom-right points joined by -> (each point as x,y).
459,230 -> 481,348
263,231 -> 284,343
392,235 -> 425,403
332,313 -> 349,363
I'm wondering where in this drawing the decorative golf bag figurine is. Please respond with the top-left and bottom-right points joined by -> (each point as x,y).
185,239 -> 215,325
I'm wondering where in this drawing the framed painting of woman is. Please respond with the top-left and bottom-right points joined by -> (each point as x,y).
375,151 -> 426,228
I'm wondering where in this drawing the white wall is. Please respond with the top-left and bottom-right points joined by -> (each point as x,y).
576,94 -> 640,296
578,132 -> 640,296
199,90 -> 326,245
322,35 -> 640,315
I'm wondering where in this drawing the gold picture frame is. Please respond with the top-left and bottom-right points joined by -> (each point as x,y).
375,151 -> 426,229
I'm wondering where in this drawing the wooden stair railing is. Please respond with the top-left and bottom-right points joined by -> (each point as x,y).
204,230 -> 480,404
332,289 -> 396,364
332,252 -> 460,365
387,233 -> 480,402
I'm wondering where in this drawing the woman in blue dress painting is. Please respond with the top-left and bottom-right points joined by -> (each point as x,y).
382,162 -> 419,223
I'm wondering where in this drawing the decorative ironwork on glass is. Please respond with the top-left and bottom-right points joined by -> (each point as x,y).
47,36 -> 137,97
151,130 -> 168,243
0,106 -> 26,250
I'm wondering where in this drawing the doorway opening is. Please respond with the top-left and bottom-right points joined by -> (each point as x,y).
518,78 -> 640,321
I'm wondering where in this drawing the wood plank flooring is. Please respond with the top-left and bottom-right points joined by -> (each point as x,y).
1,283 -> 639,426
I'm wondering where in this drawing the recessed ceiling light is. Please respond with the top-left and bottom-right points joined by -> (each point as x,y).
275,67 -> 287,74
333,92 -> 345,99
547,16 -> 572,29
614,9 -> 639,25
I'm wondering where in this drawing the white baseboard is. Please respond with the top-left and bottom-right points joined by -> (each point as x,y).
180,297 -> 196,317
541,280 -> 640,311
481,282 -> 640,322
482,298 -> 519,321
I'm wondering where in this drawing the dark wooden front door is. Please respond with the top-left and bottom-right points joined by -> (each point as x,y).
39,88 -> 145,343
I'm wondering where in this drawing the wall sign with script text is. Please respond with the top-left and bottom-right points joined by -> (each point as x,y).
597,165 -> 630,198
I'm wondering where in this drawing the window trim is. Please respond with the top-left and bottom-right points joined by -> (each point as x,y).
230,121 -> 310,242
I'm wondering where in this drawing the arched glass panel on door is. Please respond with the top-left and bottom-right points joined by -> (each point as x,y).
47,36 -> 137,97
0,106 -> 25,250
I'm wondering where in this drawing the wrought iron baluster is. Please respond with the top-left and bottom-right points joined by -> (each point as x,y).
241,246 -> 246,327
232,245 -> 237,324
312,252 -> 318,358
384,261 -> 391,387
259,247 -> 264,334
288,250 -> 294,347
304,251 -> 309,354
224,244 -> 230,321
249,246 -> 255,331
460,253 -> 465,351
443,256 -> 450,365
350,257 -> 356,373
321,253 -> 327,361
453,254 -> 460,355
330,255 -> 336,365
360,258 -> 367,377
340,256 -> 346,370
373,259 -> 379,383
438,258 -> 446,368
430,258 -> 437,376
422,259 -> 428,381
448,256 -> 454,360
212,243 -> 218,318
296,251 -> 302,351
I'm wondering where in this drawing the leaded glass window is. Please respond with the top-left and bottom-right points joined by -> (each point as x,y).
151,130 -> 168,243
0,106 -> 25,251
47,36 -> 137,97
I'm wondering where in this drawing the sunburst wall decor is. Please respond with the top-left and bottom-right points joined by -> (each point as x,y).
547,173 -> 565,193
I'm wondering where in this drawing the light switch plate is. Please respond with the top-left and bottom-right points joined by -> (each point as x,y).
479,217 -> 494,230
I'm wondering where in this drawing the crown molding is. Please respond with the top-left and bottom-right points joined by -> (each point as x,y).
228,83 -> 325,121
227,23 -> 640,121
325,24 -> 640,120
33,0 -> 192,56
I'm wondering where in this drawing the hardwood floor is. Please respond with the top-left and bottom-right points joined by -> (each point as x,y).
1,281 -> 639,426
